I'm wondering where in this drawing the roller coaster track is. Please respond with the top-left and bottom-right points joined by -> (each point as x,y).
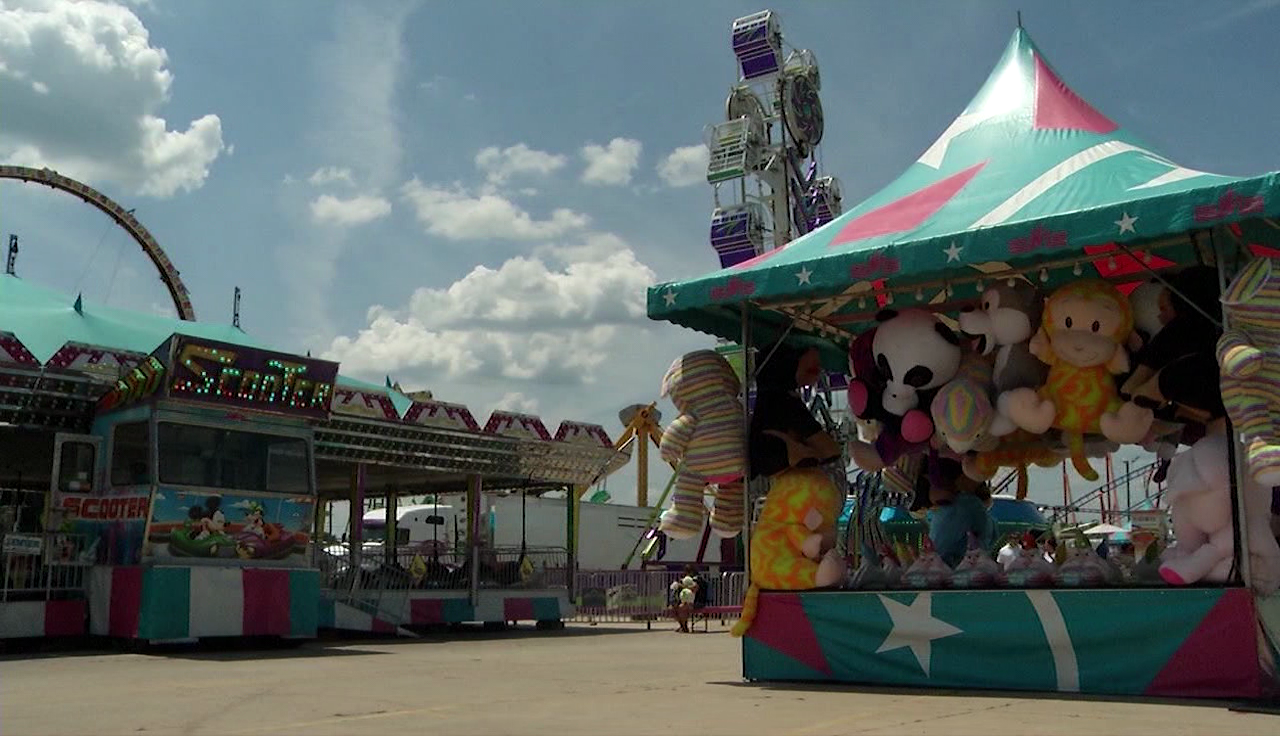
0,165 -> 196,320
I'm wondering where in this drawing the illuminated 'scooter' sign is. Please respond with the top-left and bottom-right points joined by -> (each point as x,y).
164,335 -> 340,420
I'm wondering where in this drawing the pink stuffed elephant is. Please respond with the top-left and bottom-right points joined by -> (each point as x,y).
1159,431 -> 1280,595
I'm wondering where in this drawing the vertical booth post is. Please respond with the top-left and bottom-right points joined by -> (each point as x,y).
384,490 -> 397,567
467,474 -> 482,607
1214,234 -> 1254,589
740,303 -> 752,581
350,464 -> 366,590
567,484 -> 580,598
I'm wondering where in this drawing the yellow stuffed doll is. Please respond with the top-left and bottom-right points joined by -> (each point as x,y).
1000,280 -> 1154,481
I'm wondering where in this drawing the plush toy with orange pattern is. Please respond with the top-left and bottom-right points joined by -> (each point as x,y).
1000,280 -> 1154,481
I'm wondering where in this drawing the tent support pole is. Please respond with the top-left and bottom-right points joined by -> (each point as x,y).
741,303 -> 752,581
1213,230 -> 1252,589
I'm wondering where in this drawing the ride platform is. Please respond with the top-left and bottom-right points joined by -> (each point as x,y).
87,565 -> 320,642
741,588 -> 1278,699
327,587 -> 573,635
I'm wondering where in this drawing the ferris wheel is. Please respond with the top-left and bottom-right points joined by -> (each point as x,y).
705,9 -> 845,269
0,165 -> 196,321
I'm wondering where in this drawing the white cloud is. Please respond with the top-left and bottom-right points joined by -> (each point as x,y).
475,143 -> 566,185
0,0 -> 226,197
580,137 -> 642,186
656,144 -> 710,187
400,178 -> 589,241
309,194 -> 392,226
276,3 -> 414,344
308,166 -> 355,186
325,232 -> 657,385
493,392 -> 540,414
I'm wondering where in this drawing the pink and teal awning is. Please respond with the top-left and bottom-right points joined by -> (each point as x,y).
648,28 -> 1280,357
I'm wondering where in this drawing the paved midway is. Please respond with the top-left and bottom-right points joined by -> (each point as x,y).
2,624 -> 1276,735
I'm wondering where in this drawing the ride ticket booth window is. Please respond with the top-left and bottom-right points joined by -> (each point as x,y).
110,422 -> 151,487
156,422 -> 310,495
56,441 -> 97,495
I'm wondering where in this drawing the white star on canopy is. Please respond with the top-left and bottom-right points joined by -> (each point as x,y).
875,593 -> 963,677
944,242 -> 963,263
663,289 -> 677,307
1115,212 -> 1138,234
795,267 -> 813,285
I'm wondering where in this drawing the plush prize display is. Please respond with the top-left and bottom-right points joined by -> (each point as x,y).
1000,280 -> 1154,481
958,280 -> 1048,435
931,352 -> 1001,455
657,350 -> 746,539
950,532 -> 1004,588
731,467 -> 846,637
1122,266 -> 1226,423
902,536 -> 953,589
1159,432 -> 1280,595
847,309 -> 963,466
1217,257 -> 1280,488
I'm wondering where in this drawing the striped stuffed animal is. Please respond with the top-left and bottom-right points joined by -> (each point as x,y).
931,351 -> 1003,456
1219,257 -> 1280,488
658,350 -> 746,539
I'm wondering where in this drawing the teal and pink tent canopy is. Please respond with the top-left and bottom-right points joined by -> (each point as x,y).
647,28 -> 1280,364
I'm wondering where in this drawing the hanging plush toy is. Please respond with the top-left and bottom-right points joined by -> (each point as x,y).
729,463 -> 846,637
1000,280 -> 1154,481
962,430 -> 1066,499
847,309 -> 963,469
658,350 -> 746,539
1123,266 -> 1226,428
1217,257 -> 1280,487
931,351 -> 1002,455
1159,432 -> 1280,594
958,280 -> 1049,436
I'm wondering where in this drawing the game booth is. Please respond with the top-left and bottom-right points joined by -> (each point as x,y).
647,26 -> 1280,699
0,271 -> 623,643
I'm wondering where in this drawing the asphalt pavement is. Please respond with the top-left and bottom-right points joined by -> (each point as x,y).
1,623 -> 1276,735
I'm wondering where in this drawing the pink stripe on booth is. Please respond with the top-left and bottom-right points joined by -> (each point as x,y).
503,598 -> 535,621
44,599 -> 85,637
411,598 -> 444,625
109,567 -> 143,638
242,569 -> 290,636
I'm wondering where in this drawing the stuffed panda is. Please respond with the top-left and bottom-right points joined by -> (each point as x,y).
871,308 -> 963,418
846,309 -> 964,470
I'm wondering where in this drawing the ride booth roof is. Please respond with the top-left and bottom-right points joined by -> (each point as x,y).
647,27 -> 1280,699
74,333 -> 338,642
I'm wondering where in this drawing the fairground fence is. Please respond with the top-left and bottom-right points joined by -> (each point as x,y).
1,532 -> 92,602
568,569 -> 747,627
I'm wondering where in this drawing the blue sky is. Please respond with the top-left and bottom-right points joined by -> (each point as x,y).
2,0 -> 1278,510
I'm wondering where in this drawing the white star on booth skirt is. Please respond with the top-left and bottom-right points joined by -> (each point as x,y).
1115,212 -> 1139,235
795,267 -> 813,285
944,242 -> 963,263
663,289 -> 677,307
875,593 -> 963,677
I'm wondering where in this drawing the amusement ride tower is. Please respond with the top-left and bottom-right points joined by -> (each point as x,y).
705,10 -> 843,268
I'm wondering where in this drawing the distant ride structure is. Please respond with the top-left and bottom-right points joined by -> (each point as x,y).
0,165 -> 196,320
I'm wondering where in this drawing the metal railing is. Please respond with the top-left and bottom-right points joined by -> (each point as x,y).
313,543 -> 569,592
1,532 -> 92,602
569,569 -> 746,625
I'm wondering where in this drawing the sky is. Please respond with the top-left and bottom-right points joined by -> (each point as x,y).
2,0 -> 1279,514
